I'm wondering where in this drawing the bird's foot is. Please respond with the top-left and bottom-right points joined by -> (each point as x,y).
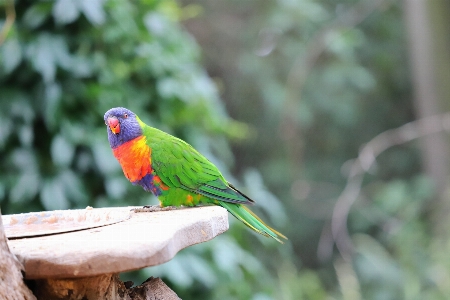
132,205 -> 178,213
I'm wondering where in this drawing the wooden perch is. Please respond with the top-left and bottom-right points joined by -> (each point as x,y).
0,210 -> 36,300
2,206 -> 229,299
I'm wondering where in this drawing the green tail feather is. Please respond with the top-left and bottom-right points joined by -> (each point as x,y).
219,201 -> 287,243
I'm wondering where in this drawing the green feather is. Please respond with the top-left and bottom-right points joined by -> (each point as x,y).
219,202 -> 287,243
136,115 -> 286,243
141,124 -> 252,204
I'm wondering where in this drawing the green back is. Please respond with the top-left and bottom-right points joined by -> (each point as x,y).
138,118 -> 253,204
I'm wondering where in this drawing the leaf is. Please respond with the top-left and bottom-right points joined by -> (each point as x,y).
10,173 -> 40,203
0,117 -> 12,149
243,169 -> 287,226
79,0 -> 106,25
23,3 -> 51,29
40,179 -> 70,210
70,55 -> 94,78
28,34 -> 56,82
52,36 -> 73,70
2,38 -> 22,74
9,149 -> 39,204
180,253 -> 217,288
51,135 -> 74,167
27,34 -> 72,83
91,138 -> 121,175
52,0 -> 80,25
75,151 -> 92,173
105,176 -> 127,200
9,98 -> 35,126
353,234 -> 404,299
59,170 -> 88,206
11,148 -> 37,171
43,82 -> 62,129
144,13 -> 169,36
61,119 -> 87,144
18,125 -> 33,147
150,258 -> 193,288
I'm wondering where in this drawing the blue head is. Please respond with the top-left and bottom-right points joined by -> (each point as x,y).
104,107 -> 142,149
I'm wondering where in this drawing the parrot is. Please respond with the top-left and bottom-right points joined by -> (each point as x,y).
104,107 -> 286,243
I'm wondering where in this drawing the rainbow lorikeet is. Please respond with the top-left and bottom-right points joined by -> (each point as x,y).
104,107 -> 286,243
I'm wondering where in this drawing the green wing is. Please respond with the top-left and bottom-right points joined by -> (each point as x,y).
144,125 -> 253,204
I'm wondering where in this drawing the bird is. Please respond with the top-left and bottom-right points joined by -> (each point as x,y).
104,107 -> 286,243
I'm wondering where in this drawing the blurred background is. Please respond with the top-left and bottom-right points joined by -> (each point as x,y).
1,0 -> 450,299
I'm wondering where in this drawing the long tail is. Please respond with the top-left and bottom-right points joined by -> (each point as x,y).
219,201 -> 287,243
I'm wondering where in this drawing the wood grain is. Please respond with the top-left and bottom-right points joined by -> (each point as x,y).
7,206 -> 228,279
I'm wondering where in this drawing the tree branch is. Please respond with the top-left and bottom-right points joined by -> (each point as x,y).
0,0 -> 16,46
330,113 -> 450,260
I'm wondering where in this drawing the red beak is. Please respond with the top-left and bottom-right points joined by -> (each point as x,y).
108,116 -> 120,134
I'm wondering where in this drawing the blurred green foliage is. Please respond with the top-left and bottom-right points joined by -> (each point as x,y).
1,0 -> 449,299
178,0 -> 449,299
0,0 -> 288,299
0,0 -> 239,213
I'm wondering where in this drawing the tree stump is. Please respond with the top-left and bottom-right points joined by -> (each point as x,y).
0,209 -> 36,300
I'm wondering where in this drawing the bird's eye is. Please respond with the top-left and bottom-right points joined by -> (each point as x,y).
124,113 -> 128,119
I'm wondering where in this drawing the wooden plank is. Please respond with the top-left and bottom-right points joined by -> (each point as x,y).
6,206 -> 228,279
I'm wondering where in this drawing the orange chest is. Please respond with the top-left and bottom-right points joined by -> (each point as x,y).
112,136 -> 152,182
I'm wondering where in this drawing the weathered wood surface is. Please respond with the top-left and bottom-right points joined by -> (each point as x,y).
6,206 -> 228,279
33,275 -> 181,300
0,210 -> 36,300
3,207 -> 132,238
128,277 -> 181,300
